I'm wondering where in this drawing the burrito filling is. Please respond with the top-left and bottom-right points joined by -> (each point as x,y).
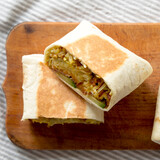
45,46 -> 111,108
32,118 -> 100,126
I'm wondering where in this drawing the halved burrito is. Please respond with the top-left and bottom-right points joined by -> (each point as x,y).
22,54 -> 104,126
44,21 -> 153,111
151,86 -> 160,144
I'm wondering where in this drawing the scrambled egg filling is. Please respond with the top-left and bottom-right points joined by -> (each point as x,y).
32,118 -> 100,127
45,46 -> 111,108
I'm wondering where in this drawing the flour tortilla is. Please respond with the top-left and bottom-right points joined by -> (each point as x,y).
44,20 -> 153,111
21,54 -> 104,123
151,86 -> 160,144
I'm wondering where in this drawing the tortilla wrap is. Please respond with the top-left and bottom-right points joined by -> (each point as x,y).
151,86 -> 160,144
22,54 -> 104,125
44,21 -> 153,111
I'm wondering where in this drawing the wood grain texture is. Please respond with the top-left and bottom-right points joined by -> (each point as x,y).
3,22 -> 160,149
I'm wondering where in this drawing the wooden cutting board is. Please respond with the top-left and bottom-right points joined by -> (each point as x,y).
3,22 -> 160,149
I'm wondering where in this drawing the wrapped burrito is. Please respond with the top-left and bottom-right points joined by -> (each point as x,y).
22,54 -> 104,126
151,86 -> 160,144
44,20 -> 153,111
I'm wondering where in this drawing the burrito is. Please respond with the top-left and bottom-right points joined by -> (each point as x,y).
22,54 -> 104,126
44,20 -> 153,111
151,86 -> 160,144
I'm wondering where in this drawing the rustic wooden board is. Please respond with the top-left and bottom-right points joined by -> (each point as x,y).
3,22 -> 160,149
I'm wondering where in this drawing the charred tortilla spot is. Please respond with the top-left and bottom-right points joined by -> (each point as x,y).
66,35 -> 128,77
37,63 -> 87,118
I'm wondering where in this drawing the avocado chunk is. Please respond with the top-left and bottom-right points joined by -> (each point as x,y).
88,95 -> 106,108
57,72 -> 76,88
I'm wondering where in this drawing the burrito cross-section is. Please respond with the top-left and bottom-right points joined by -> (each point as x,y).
44,20 -> 153,111
22,54 -> 104,126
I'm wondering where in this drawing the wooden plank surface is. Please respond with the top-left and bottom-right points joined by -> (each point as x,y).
3,22 -> 160,149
